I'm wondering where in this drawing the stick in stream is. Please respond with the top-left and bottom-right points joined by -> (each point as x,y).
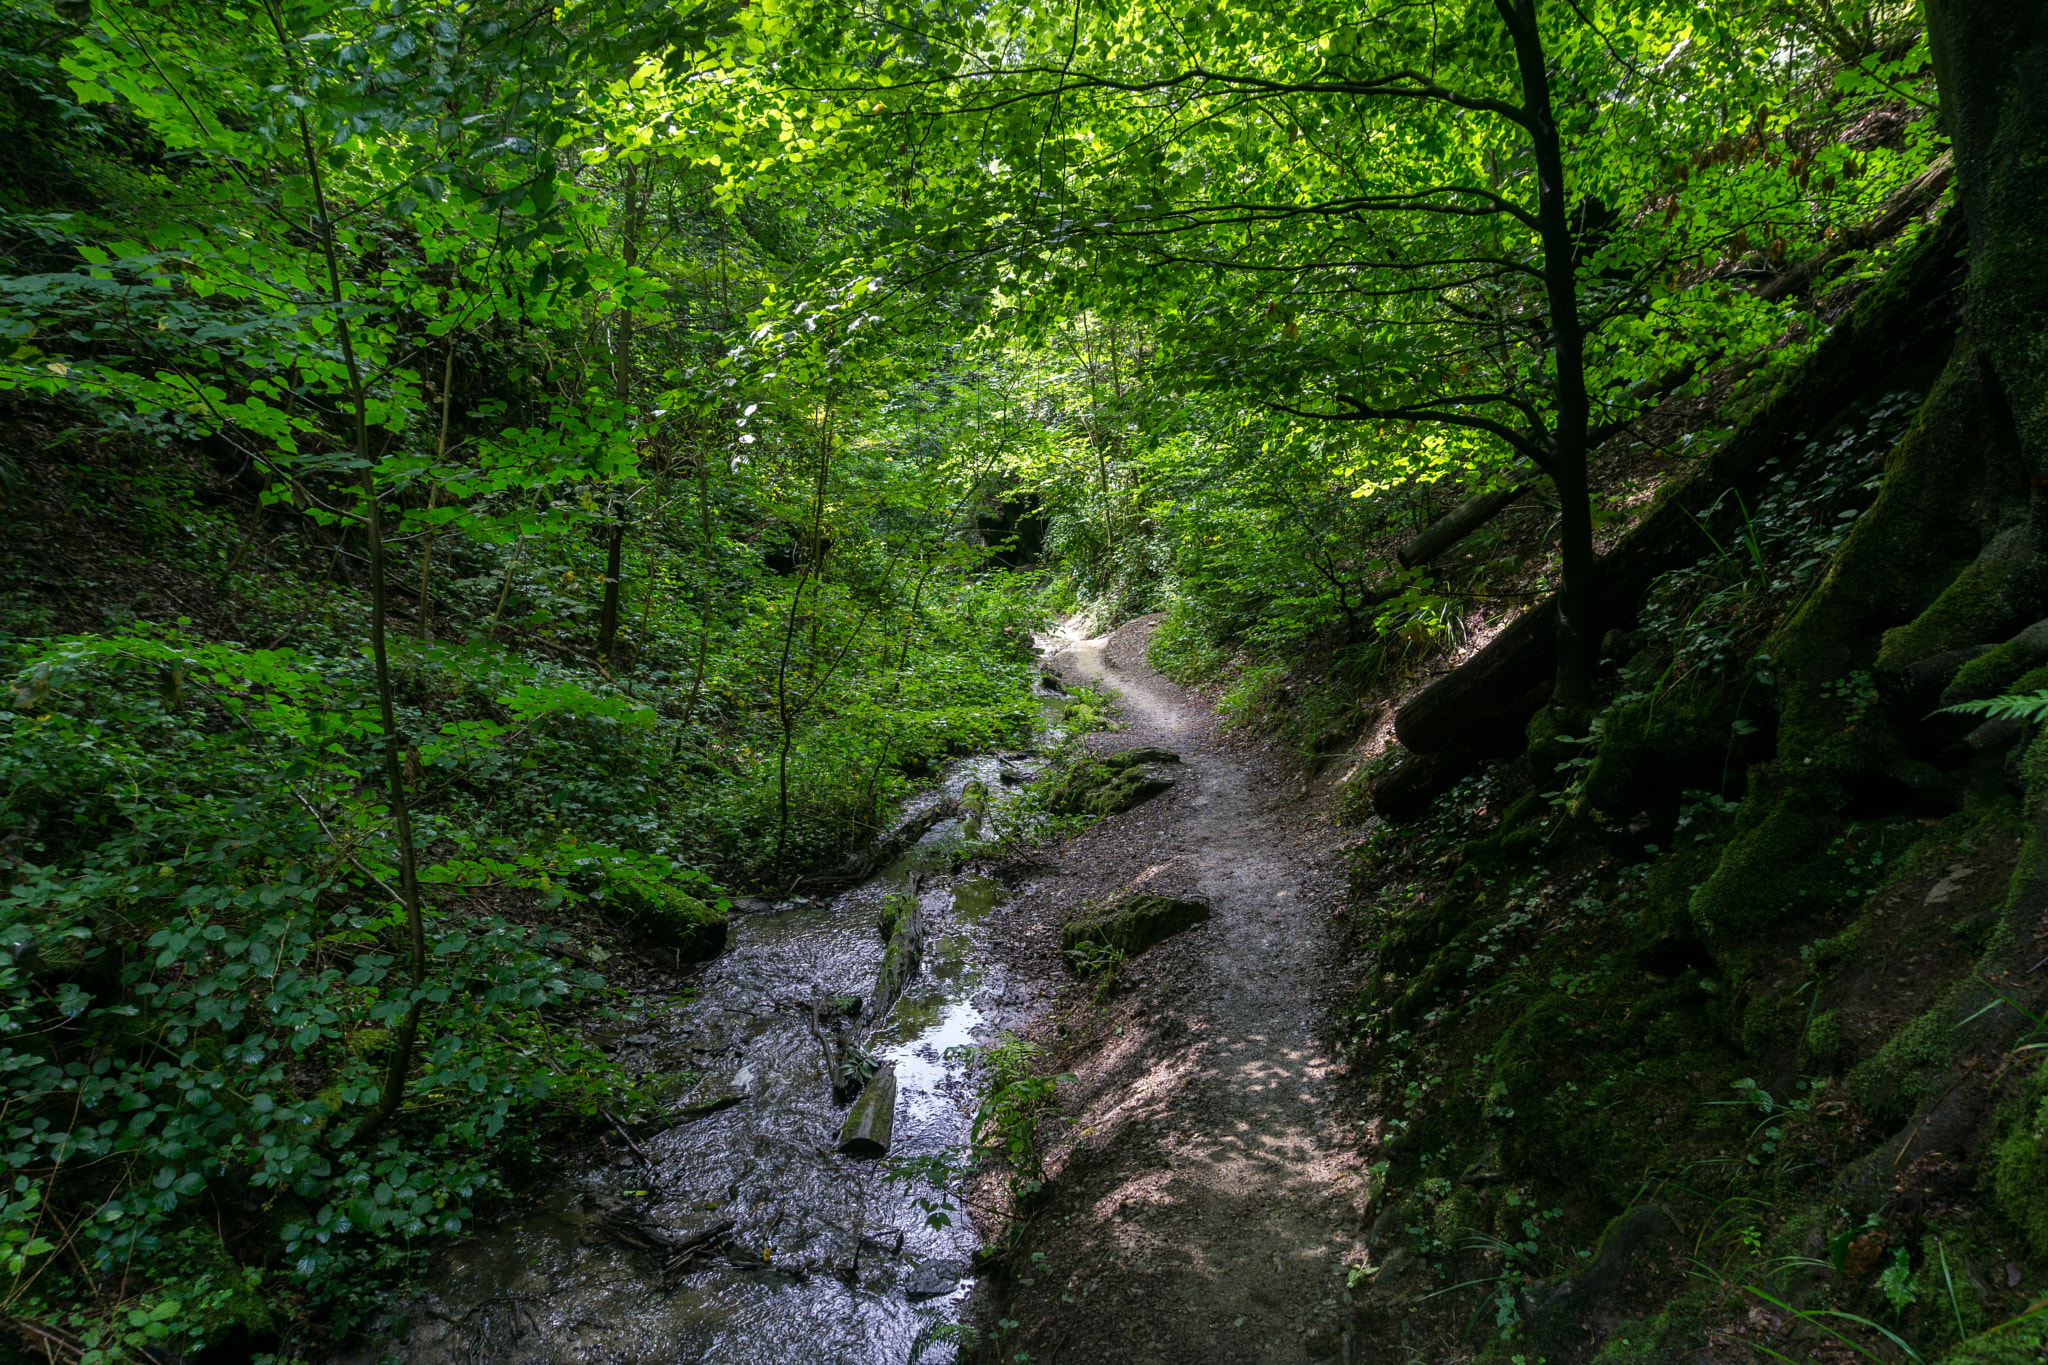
661,1219 -> 737,1283
599,1104 -> 652,1166
807,997 -> 848,1100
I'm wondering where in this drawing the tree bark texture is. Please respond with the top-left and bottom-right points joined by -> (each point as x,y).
1501,0 -> 1597,712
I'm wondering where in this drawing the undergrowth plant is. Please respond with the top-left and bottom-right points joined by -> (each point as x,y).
949,1035 -> 1075,1200
0,627 -> 644,1344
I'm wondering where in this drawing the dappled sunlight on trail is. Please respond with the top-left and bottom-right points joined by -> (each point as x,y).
999,617 -> 1371,1364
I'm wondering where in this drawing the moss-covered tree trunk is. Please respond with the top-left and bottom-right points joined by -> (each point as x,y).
1665,0 -> 2048,1247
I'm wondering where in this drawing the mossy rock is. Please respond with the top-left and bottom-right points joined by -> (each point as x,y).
1991,1059 -> 2048,1260
1929,1311 -> 2048,1365
1040,748 -> 1180,817
1944,618 -> 2048,704
1387,946 -> 1476,1030
1738,987 -> 1806,1059
878,891 -> 916,942
1101,746 -> 1182,769
1586,1286 -> 1722,1365
633,1070 -> 705,1108
1803,1009 -> 1845,1073
1576,693 -> 1744,822
1059,893 -> 1210,958
1379,890 -> 1486,976
606,876 -> 728,960
1499,791 -> 1549,835
1685,763 -> 1845,952
1524,704 -> 1576,788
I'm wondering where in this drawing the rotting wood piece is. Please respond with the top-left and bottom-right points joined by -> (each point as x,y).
872,900 -> 926,1019
808,995 -> 876,1104
836,1061 -> 898,1158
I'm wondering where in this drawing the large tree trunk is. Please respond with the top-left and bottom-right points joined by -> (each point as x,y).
1911,0 -> 2048,634
1670,2 -> 2048,1216
597,160 -> 642,670
1501,0 -> 1597,712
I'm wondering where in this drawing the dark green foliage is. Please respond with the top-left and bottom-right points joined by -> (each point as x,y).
1344,294 -> 2048,1363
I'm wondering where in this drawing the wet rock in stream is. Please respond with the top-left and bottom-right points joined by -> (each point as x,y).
374,744 -> 1068,1365
904,1259 -> 968,1300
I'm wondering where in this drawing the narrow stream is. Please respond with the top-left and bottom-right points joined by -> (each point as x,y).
386,722 -> 1064,1365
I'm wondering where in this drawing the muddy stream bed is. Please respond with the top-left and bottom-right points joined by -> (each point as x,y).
372,732 -> 1066,1365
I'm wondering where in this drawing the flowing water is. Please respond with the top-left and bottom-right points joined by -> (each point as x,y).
379,748 -> 1058,1365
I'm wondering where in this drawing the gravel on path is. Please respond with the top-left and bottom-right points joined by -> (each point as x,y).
982,614 -> 1372,1365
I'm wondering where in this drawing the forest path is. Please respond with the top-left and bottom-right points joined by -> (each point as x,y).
989,616 -> 1370,1365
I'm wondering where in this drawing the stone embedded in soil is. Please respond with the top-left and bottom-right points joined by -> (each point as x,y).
835,1061 -> 898,1157
1059,893 -> 1212,958
1105,746 -> 1181,766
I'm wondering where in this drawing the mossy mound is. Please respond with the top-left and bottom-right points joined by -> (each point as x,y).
1039,746 -> 1181,817
1929,1313 -> 2048,1365
1059,892 -> 1210,958
1992,1060 -> 2048,1260
605,876 -> 728,960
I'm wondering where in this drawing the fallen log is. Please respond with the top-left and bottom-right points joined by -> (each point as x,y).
1397,472 -> 1538,570
799,796 -> 959,891
836,1062 -> 898,1158
872,900 -> 926,1018
1382,211 -> 1967,805
1756,154 -> 1953,304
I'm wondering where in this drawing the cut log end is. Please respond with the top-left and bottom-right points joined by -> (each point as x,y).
835,1062 -> 898,1158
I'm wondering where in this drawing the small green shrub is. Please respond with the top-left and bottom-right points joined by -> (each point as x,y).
949,1035 -> 1074,1197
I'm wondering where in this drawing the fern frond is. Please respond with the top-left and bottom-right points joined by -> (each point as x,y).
1938,688 -> 2048,723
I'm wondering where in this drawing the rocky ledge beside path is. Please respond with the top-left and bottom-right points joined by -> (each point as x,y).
982,615 -> 1373,1365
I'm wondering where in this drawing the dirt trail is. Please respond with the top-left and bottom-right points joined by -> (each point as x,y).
986,616 -> 1370,1365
